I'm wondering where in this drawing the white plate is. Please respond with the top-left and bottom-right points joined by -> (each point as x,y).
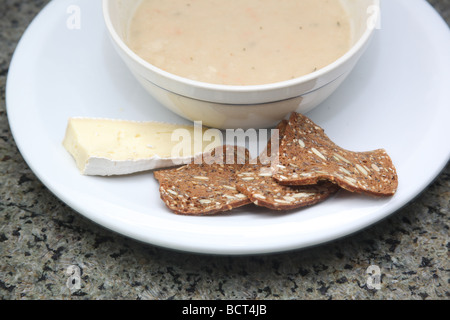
6,0 -> 450,255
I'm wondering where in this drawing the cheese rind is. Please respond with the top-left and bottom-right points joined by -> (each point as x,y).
63,117 -> 222,176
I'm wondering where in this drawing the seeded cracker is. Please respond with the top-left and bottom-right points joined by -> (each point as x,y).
272,113 -> 398,197
236,121 -> 339,210
154,145 -> 251,216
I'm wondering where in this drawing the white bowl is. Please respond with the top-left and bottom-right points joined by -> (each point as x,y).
103,0 -> 379,129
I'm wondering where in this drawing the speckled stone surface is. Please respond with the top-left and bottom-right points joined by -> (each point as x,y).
1,0 -> 449,300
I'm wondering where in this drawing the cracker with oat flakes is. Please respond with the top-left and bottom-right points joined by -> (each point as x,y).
154,145 -> 251,216
236,166 -> 340,211
235,121 -> 340,210
272,113 -> 398,197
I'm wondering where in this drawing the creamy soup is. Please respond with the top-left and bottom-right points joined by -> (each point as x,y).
128,0 -> 351,86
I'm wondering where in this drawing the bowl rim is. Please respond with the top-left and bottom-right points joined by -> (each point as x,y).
102,0 -> 379,94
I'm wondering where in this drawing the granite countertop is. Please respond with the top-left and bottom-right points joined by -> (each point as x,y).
1,0 -> 449,300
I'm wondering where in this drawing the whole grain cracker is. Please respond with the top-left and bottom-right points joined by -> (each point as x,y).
236,120 -> 340,210
272,113 -> 398,197
154,145 -> 251,215
236,166 -> 340,210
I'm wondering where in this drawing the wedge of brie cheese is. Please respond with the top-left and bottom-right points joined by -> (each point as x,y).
63,117 -> 222,176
